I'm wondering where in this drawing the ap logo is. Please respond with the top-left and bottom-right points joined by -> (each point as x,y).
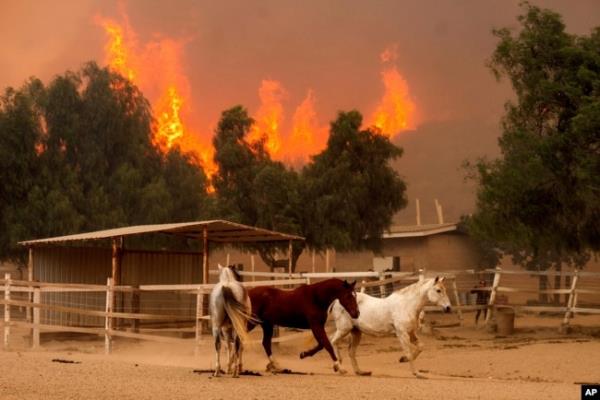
582,385 -> 600,399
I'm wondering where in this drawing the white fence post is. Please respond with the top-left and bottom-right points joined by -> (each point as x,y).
485,267 -> 502,326
451,278 -> 463,325
194,288 -> 203,356
561,270 -> 579,332
4,273 -> 10,349
378,272 -> 386,298
104,277 -> 113,354
32,287 -> 40,349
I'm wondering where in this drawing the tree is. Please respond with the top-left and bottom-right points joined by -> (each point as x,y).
301,111 -> 407,252
0,62 -> 212,262
467,3 -> 600,302
212,107 -> 407,271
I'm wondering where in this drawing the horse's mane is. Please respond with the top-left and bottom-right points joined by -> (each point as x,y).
395,277 -> 432,295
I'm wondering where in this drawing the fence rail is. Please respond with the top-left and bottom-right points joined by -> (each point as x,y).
0,268 -> 599,353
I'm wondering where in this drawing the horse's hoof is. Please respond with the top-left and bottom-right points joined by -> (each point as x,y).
357,371 -> 372,376
266,362 -> 281,373
399,356 -> 409,363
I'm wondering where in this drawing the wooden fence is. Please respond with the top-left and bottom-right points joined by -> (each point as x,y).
0,268 -> 599,353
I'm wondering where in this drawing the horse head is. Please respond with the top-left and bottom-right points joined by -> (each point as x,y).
338,280 -> 360,319
427,276 -> 452,313
217,264 -> 241,283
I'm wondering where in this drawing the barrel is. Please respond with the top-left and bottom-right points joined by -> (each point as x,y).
495,306 -> 515,335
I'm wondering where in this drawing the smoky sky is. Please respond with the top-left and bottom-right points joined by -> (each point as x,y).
1,0 -> 598,223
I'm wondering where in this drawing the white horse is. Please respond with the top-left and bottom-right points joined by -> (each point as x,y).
209,264 -> 254,377
329,276 -> 452,378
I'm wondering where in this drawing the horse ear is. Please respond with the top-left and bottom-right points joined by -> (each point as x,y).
350,280 -> 357,289
218,264 -> 223,271
434,276 -> 439,283
439,277 -> 445,283
343,280 -> 349,287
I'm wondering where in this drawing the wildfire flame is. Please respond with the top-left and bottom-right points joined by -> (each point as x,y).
369,46 -> 416,136
248,80 -> 286,155
96,15 -> 218,186
98,15 -> 416,176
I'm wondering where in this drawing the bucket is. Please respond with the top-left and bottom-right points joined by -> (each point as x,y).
495,306 -> 515,336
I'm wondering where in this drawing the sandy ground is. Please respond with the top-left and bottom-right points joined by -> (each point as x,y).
1,314 -> 599,400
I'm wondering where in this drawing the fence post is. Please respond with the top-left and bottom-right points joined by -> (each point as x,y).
484,267 -> 502,326
561,270 -> 579,333
194,288 -> 203,356
451,277 -> 463,326
4,273 -> 10,349
32,288 -> 40,349
378,272 -> 386,298
105,277 -> 113,354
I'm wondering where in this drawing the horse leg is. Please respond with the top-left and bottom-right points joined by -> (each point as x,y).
303,322 -> 346,374
224,329 -> 234,374
261,324 -> 281,372
213,329 -> 222,377
232,336 -> 241,378
349,329 -> 371,376
329,328 -> 348,365
395,329 -> 425,379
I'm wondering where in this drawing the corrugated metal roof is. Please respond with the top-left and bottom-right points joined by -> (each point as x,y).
383,223 -> 458,238
19,220 -> 304,246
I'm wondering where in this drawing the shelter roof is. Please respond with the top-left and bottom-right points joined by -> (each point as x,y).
383,223 -> 458,238
19,220 -> 304,246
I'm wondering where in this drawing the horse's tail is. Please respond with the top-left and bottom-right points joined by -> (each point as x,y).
221,286 -> 256,345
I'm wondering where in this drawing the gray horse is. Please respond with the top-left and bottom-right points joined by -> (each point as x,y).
209,264 -> 254,377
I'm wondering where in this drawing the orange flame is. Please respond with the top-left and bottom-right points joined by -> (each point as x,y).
287,90 -> 327,162
248,80 -> 286,155
96,15 -> 218,186
369,46 -> 416,136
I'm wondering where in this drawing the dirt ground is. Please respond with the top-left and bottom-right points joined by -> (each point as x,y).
1,314 -> 599,400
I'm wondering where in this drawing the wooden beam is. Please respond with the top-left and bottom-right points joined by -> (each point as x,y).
27,247 -> 33,325
288,241 -> 292,276
202,226 -> 209,284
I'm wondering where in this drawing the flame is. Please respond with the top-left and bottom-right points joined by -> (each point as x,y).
248,80 -> 285,155
96,15 -> 218,186
98,17 -> 417,176
369,46 -> 416,136
287,90 -> 326,161
155,86 -> 184,149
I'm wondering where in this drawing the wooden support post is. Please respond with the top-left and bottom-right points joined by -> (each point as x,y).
288,241 -> 292,277
105,277 -> 114,354
201,227 -> 209,332
451,278 -> 463,325
325,249 -> 330,273
311,250 -> 316,274
415,198 -> 421,226
226,253 -> 230,267
110,237 -> 122,329
194,288 -> 204,356
4,273 -> 10,349
484,267 -> 502,326
27,247 -> 33,324
132,285 -> 140,333
561,270 -> 579,332
251,255 -> 256,282
32,288 -> 40,348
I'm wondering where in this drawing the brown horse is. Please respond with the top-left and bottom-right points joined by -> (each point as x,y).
248,279 -> 359,374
